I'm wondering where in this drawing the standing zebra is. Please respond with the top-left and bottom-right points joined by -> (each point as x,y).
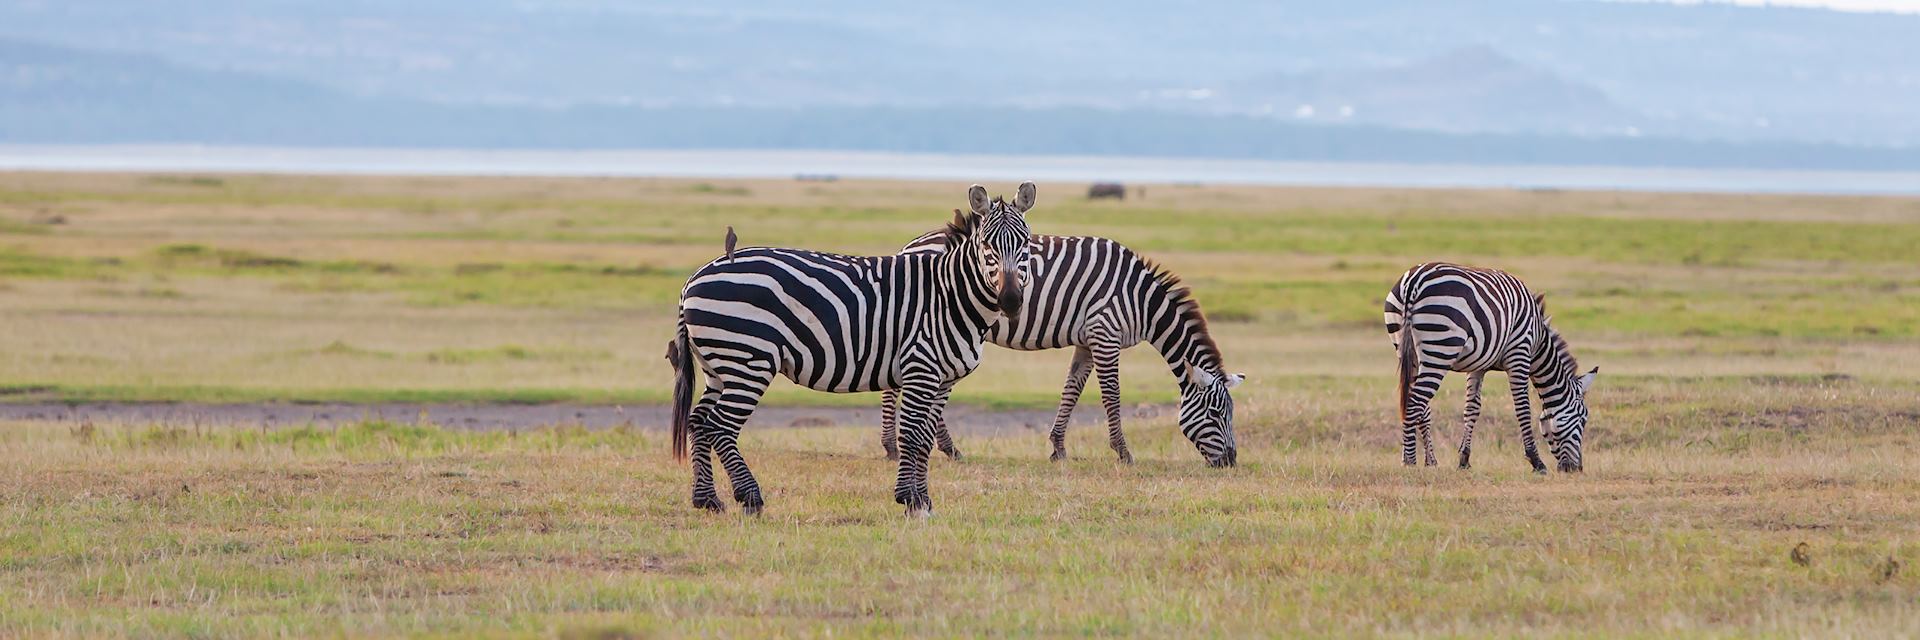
879,233 -> 1243,467
1383,262 -> 1596,472
669,183 -> 1036,516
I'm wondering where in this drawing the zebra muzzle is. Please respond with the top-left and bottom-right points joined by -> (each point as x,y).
996,267 -> 1024,319
1209,447 -> 1237,468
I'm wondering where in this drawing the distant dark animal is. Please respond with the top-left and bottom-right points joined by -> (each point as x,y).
724,226 -> 737,263
879,232 -> 1242,467
1385,262 -> 1597,472
1792,542 -> 1812,567
669,183 -> 1037,517
1087,183 -> 1126,200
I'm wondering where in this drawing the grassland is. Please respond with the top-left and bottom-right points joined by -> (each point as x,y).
2,172 -> 1919,636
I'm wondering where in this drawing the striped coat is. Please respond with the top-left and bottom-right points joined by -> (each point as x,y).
1383,262 -> 1596,472
880,233 -> 1242,467
669,183 -> 1037,516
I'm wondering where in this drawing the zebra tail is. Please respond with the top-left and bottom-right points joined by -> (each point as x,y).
670,321 -> 694,462
1396,316 -> 1418,426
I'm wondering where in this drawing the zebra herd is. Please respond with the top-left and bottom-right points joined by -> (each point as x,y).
667,182 -> 1595,516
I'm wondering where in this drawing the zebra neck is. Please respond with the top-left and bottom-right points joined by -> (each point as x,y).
933,240 -> 1001,333
1532,325 -> 1582,412
1147,283 -> 1223,378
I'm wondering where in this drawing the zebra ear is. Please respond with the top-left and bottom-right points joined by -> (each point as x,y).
1532,292 -> 1546,309
1014,181 -> 1037,213
968,184 -> 990,215
1578,367 -> 1598,392
1225,373 -> 1246,389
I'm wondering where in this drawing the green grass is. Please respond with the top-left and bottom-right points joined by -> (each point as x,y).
3,172 -> 1920,407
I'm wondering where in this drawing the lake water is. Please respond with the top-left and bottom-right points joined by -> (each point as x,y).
2,145 -> 1918,196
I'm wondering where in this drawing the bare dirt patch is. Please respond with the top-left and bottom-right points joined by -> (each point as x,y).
0,401 -> 1153,435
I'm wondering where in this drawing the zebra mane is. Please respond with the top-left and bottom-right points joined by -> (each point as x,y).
940,207 -> 979,248
1144,259 -> 1225,373
1534,298 -> 1583,383
1543,320 -> 1581,373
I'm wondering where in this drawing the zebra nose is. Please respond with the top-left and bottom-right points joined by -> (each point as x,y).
997,266 -> 1024,318
1209,448 -> 1237,468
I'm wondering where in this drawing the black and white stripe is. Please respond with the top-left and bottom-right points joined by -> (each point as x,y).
668,183 -> 1037,516
880,233 -> 1243,467
1383,262 -> 1597,472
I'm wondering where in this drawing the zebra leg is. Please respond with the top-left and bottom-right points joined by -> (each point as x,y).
689,383 -> 725,512
1458,370 -> 1486,470
892,374 -> 945,517
1402,370 -> 1446,467
1092,338 -> 1132,464
710,368 -> 776,515
930,384 -> 962,460
1416,412 -> 1436,467
1049,346 -> 1094,462
1506,362 -> 1548,474
880,388 -> 901,461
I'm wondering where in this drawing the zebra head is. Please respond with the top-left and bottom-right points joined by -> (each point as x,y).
1549,367 -> 1598,472
963,182 -> 1036,320
1179,364 -> 1245,467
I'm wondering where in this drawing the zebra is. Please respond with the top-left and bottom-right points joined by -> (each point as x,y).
1383,262 -> 1597,473
668,183 -> 1037,516
878,233 -> 1244,467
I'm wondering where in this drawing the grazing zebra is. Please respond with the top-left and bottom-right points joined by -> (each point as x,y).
879,234 -> 1244,467
1383,262 -> 1597,473
668,183 -> 1037,516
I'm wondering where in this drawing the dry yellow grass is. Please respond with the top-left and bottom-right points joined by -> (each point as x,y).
1,418 -> 1916,637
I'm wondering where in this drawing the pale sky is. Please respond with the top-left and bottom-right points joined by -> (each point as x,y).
1636,0 -> 1920,13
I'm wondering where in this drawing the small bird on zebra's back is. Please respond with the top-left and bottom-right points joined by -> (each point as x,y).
1383,262 -> 1598,473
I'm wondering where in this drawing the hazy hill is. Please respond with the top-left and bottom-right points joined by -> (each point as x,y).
3,1 -> 1920,168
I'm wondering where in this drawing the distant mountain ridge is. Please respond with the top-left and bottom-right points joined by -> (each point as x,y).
4,1 -> 1920,168
5,36 -> 1918,171
1223,45 -> 1641,136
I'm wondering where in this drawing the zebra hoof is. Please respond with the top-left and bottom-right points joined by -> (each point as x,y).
895,487 -> 932,517
941,447 -> 963,460
692,495 -> 726,513
1532,467 -> 1548,476
1050,449 -> 1068,463
1116,451 -> 1134,465
737,492 -> 764,516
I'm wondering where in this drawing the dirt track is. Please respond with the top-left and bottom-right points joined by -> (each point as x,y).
0,402 -> 1163,435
